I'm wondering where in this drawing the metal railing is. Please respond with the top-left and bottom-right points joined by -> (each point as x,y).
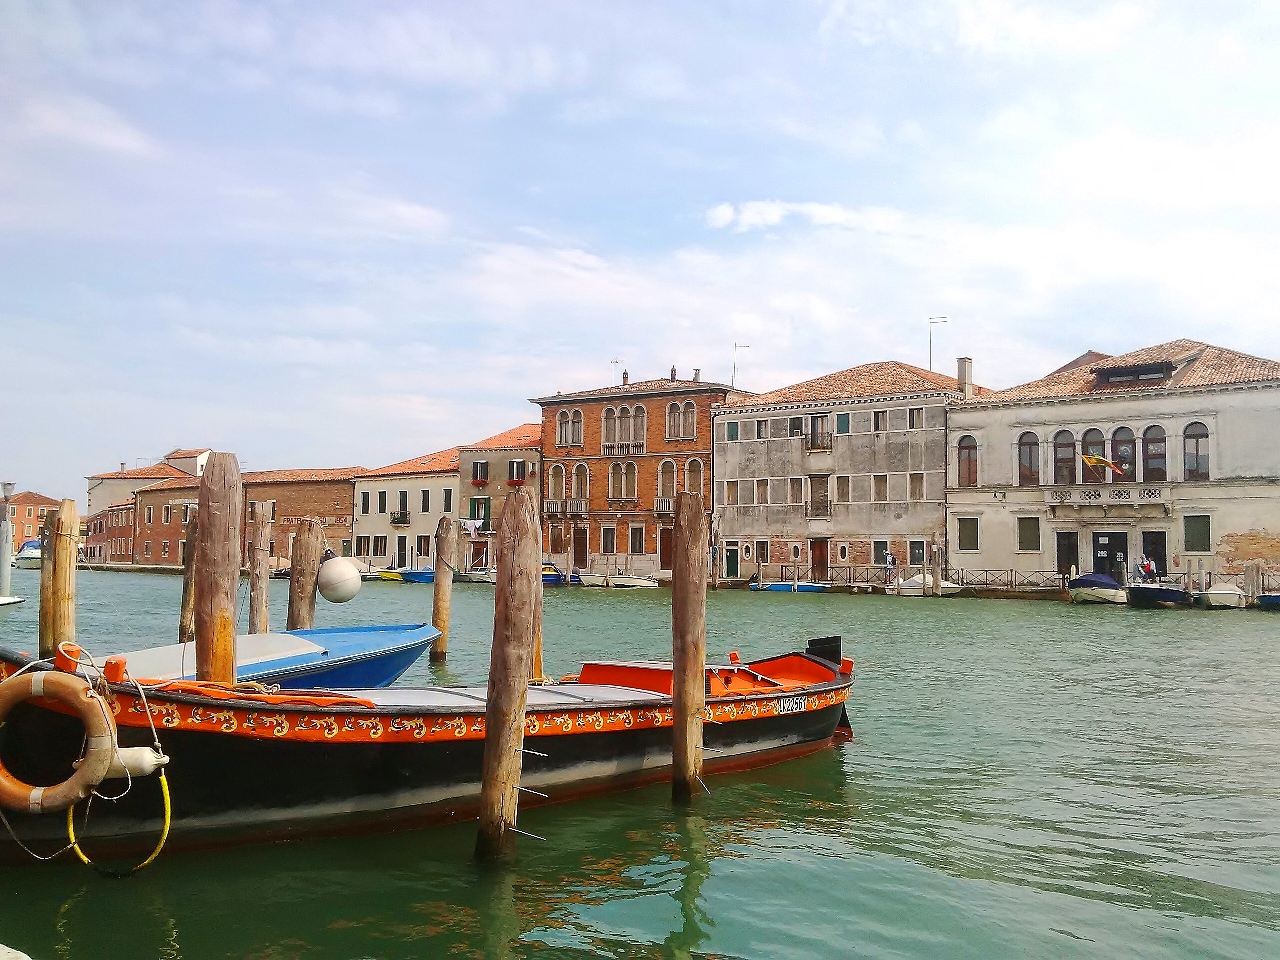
389,510 -> 411,526
1045,484 -> 1167,505
949,568 -> 1066,589
805,501 -> 831,519
803,432 -> 833,451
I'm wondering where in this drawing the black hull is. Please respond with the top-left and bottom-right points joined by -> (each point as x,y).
0,698 -> 844,859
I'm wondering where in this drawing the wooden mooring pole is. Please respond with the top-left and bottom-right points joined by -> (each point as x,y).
38,510 -> 58,658
671,491 -> 707,804
287,519 -> 325,631
431,516 -> 456,661
193,453 -> 243,684
476,485 -> 540,862
48,500 -> 78,656
178,514 -> 199,643
248,512 -> 272,634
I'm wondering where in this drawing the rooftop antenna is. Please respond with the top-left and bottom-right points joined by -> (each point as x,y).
732,343 -> 750,388
928,317 -> 948,372
610,357 -> 620,385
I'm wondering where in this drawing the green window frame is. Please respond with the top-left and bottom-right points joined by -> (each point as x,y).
836,413 -> 850,434
726,421 -> 739,441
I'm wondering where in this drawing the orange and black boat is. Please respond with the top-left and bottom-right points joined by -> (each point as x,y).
0,636 -> 852,862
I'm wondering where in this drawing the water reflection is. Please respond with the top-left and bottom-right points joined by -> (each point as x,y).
661,813 -> 711,960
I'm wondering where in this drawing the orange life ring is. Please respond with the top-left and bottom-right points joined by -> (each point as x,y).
0,670 -> 117,814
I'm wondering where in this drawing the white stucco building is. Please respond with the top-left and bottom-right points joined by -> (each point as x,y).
351,448 -> 459,571
946,340 -> 1280,585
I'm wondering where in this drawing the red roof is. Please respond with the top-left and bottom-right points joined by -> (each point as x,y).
531,376 -> 743,404
732,361 -> 986,408
980,340 -> 1280,403
137,477 -> 200,493
244,467 -> 364,485
88,463 -> 189,481
462,424 -> 542,451
358,447 -> 460,480
165,448 -> 210,459
7,491 -> 60,507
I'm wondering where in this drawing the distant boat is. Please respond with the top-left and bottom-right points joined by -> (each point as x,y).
1195,583 -> 1248,609
454,568 -> 496,584
399,568 -> 436,585
270,567 -> 291,580
117,623 -> 438,689
0,597 -> 25,608
377,569 -> 404,582
1257,594 -> 1280,611
578,572 -> 609,587
894,574 -> 962,597
1068,573 -> 1127,604
542,562 -> 568,585
607,575 -> 660,589
749,581 -> 830,593
13,540 -> 41,569
1126,581 -> 1193,609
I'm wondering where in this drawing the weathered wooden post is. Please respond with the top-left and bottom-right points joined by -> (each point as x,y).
475,484 -> 540,861
431,515 -> 456,661
38,510 -> 58,658
48,500 -> 78,655
178,514 -> 199,644
248,511 -> 272,635
193,453 -> 243,684
930,542 -> 943,597
286,519 -> 325,631
671,491 -> 707,804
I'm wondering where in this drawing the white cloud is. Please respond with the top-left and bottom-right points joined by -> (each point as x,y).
16,93 -> 156,155
954,0 -> 1151,57
335,189 -> 450,240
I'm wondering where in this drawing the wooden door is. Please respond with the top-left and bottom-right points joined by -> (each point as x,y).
573,527 -> 588,569
659,528 -> 673,570
810,539 -> 828,582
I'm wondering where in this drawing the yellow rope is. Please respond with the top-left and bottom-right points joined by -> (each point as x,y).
66,769 -> 171,876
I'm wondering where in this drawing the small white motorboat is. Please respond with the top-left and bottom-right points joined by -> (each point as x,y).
13,540 -> 42,569
1068,573 -> 1127,604
577,572 -> 609,587
894,573 -> 961,597
0,596 -> 25,608
1195,583 -> 1248,609
607,574 -> 660,588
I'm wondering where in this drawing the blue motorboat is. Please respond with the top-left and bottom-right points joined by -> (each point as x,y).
117,623 -> 438,689
1126,582 -> 1193,609
1257,594 -> 1280,611
1068,573 -> 1127,604
749,581 -> 830,593
399,568 -> 436,584
543,562 -> 568,585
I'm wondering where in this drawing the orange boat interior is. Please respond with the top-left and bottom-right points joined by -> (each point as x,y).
574,652 -> 851,698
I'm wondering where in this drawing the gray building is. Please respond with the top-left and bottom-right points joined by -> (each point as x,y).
711,360 -> 978,584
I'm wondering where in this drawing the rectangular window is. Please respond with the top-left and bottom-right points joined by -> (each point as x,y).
161,541 -> 169,558
957,517 -> 979,552
341,540 -> 351,557
361,492 -> 370,515
372,536 -> 388,557
909,472 -> 925,501
873,475 -> 888,502
398,490 -> 409,513
443,488 -> 453,513
909,540 -> 925,565
1184,515 -> 1212,552
872,540 -> 889,565
377,491 -> 387,514
836,476 -> 850,502
268,539 -> 275,557
726,481 -> 739,505
873,410 -> 887,432
756,479 -> 769,505
144,541 -> 152,557
269,501 -> 277,521
416,535 -> 431,558
726,421 -> 739,441
908,407 -> 924,429
145,506 -> 153,524
756,420 -> 768,439
182,504 -> 191,524
789,417 -> 804,437
835,413 -> 850,434
508,460 -> 526,481
789,478 -> 804,504
355,536 -> 370,557
162,505 -> 171,524
421,489 -> 430,513
755,539 -> 769,563
1017,516 -> 1041,552
472,461 -> 489,482
630,526 -> 645,555
602,527 -> 616,554
248,501 -> 257,521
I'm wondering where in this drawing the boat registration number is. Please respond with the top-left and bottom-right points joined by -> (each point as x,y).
776,696 -> 809,715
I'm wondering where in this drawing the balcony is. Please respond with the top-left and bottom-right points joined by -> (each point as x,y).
1043,484 -> 1167,506
545,500 -> 564,515
566,499 -> 588,515
805,501 -> 831,519
803,432 -> 833,452
601,441 -> 646,456
389,510 -> 411,526
653,497 -> 675,514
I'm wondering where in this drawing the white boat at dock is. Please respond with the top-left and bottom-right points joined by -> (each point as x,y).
893,573 -> 961,597
13,541 -> 41,570
1195,583 -> 1248,609
1067,573 -> 1127,605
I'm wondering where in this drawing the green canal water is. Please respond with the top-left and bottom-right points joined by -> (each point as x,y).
0,568 -> 1278,959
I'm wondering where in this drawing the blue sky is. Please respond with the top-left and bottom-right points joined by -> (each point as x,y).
3,1 -> 1279,502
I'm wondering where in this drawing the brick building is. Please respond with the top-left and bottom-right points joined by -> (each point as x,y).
86,460 -> 196,516
532,368 -> 750,578
84,504 -> 136,564
458,424 -> 543,572
6,491 -> 60,551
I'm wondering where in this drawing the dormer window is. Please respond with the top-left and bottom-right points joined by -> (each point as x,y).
1094,361 -> 1175,386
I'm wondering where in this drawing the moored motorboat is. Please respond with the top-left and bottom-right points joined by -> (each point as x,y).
399,568 -> 436,585
577,572 -> 609,587
377,569 -> 404,582
1126,581 -> 1193,609
0,637 -> 853,861
607,575 -> 660,589
454,568 -> 496,584
1257,594 -> 1280,611
894,574 -> 962,597
1195,583 -> 1248,609
0,597 -> 24,609
1068,573 -> 1127,604
13,541 -> 41,570
542,562 -> 568,585
748,581 -> 830,593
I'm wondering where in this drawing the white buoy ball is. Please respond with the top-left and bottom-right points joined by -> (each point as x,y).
317,556 -> 361,603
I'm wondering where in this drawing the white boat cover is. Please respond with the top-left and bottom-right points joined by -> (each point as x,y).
123,633 -> 327,681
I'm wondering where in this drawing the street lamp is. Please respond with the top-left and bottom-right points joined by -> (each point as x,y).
928,317 -> 948,372
732,343 -> 750,388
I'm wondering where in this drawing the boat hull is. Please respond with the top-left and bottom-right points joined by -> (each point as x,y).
608,575 -> 660,589
1257,594 -> 1280,611
578,573 -> 609,587
1196,587 -> 1247,609
748,582 -> 829,593
1126,584 -> 1193,608
399,569 -> 436,584
1069,587 -> 1127,604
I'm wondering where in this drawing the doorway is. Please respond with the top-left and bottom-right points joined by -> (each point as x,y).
810,539 -> 829,582
725,542 -> 739,579
396,535 -> 408,568
659,528 -> 673,571
572,527 -> 588,569
1056,531 -> 1079,576
1141,531 -> 1167,577
1091,532 -> 1128,581
470,541 -> 488,571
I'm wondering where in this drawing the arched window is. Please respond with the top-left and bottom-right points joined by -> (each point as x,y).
557,410 -> 570,446
1017,432 -> 1040,486
624,462 -> 638,499
602,408 -> 616,444
548,464 -> 565,500
1142,426 -> 1166,482
659,460 -> 676,498
608,462 -> 624,499
632,406 -> 646,446
1111,427 -> 1136,482
1081,429 -> 1106,484
572,463 -> 588,500
666,402 -> 682,439
1053,431 -> 1076,485
681,401 -> 697,439
957,435 -> 978,488
570,410 -> 583,446
685,458 -> 703,497
1184,422 -> 1209,481
618,406 -> 632,443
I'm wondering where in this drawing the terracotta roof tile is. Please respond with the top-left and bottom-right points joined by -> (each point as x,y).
165,447 -> 210,459
245,467 -> 365,484
462,424 -> 542,451
728,361 -> 985,408
88,463 -> 190,481
531,376 -> 741,404
7,491 -> 61,507
137,476 -> 200,492
358,447 -> 460,479
980,340 -> 1280,403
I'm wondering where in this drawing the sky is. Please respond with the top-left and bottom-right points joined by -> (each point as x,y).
3,0 -> 1279,504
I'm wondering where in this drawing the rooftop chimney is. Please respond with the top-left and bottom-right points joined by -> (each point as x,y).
120,462 -> 126,472
957,357 -> 974,400
693,368 -> 701,382
622,369 -> 629,385
670,366 -> 677,381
